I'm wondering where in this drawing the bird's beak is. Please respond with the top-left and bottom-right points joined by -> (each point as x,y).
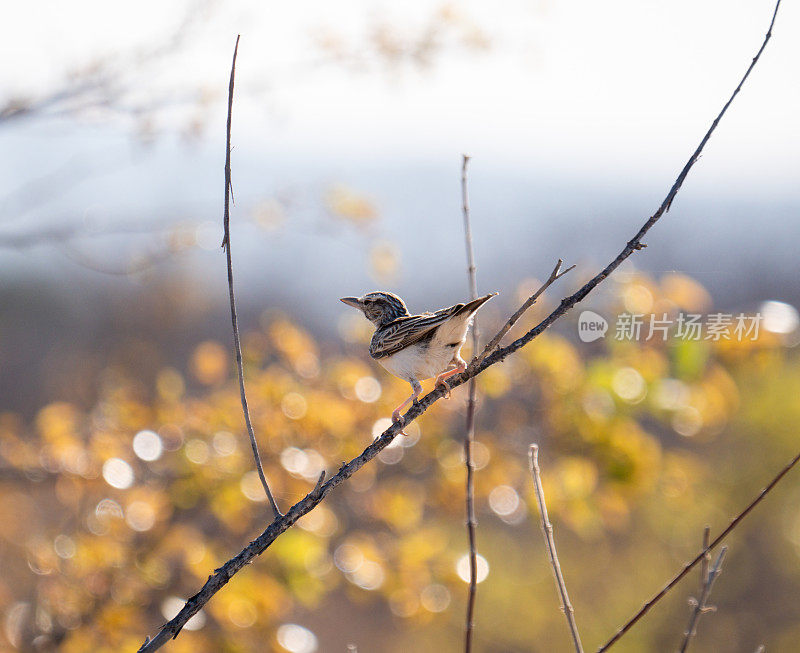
339,297 -> 362,309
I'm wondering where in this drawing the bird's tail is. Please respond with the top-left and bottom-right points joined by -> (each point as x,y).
454,292 -> 498,317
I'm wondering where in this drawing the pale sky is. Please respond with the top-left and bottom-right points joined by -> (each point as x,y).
2,0 -> 798,312
2,0 -> 798,192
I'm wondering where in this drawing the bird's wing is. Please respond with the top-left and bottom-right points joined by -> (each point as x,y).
369,311 -> 458,359
369,293 -> 497,359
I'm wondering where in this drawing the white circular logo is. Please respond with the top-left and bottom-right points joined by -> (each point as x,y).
578,311 -> 608,342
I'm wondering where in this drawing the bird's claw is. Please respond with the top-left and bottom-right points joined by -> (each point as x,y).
391,411 -> 409,436
435,379 -> 452,399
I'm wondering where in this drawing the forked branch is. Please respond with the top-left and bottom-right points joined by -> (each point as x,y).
679,544 -> 727,653
472,258 -> 574,368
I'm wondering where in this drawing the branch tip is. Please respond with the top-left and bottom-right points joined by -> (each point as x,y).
679,543 -> 728,652
558,264 -> 577,278
474,257 -> 573,365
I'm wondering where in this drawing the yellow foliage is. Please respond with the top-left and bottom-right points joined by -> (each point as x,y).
191,341 -> 229,385
660,272 -> 712,312
2,270 -> 797,650
36,401 -> 81,449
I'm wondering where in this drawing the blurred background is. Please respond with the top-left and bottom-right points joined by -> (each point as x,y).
1,0 -> 799,651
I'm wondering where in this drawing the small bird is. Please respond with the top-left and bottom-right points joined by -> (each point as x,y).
340,291 -> 497,432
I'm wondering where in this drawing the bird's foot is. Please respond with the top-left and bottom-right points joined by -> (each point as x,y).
391,409 -> 408,436
435,378 -> 452,399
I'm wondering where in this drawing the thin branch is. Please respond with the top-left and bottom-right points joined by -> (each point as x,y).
137,4 -> 782,647
598,447 -> 800,652
461,154 -> 480,653
472,258 -> 574,368
220,35 -> 281,519
529,445 -> 584,653
679,545 -> 727,653
699,526 -> 711,595
462,155 -> 479,302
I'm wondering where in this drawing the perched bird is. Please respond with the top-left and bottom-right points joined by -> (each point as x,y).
340,291 -> 497,432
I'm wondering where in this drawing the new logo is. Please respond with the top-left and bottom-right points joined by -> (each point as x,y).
578,311 -> 608,342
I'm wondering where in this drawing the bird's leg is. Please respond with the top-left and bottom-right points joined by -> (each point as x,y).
434,360 -> 466,399
391,380 -> 422,436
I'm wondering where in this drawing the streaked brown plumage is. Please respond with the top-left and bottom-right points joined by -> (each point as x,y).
340,291 -> 497,433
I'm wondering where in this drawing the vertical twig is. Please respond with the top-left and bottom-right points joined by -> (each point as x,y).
461,154 -> 480,653
679,545 -> 727,653
528,445 -> 584,653
221,35 -> 281,519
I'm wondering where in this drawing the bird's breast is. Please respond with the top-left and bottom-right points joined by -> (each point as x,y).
378,339 -> 462,382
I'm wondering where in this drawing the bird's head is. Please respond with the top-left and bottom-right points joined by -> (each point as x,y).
340,291 -> 410,326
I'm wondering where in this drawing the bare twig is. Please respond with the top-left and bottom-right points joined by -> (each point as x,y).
528,445 -> 584,653
220,35 -> 281,519
461,154 -> 480,653
472,258 -> 574,368
461,155 -> 478,302
679,545 -> 727,653
598,448 -> 799,652
137,4 -> 782,647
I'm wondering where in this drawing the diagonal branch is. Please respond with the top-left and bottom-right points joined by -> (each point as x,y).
220,35 -> 281,519
699,526 -> 711,595
137,3 -> 782,648
528,445 -> 584,653
461,154 -> 480,653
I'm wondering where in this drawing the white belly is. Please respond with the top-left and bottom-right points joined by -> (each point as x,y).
378,343 -> 455,382
377,334 -> 466,382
